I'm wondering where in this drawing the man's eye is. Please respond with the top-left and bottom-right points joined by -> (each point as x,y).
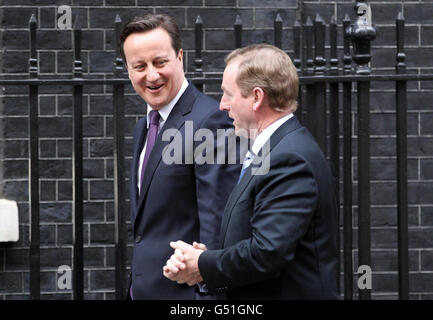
132,65 -> 145,71
155,60 -> 168,66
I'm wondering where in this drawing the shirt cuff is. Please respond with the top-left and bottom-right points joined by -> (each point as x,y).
197,282 -> 208,293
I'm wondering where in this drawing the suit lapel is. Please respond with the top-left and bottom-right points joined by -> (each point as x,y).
219,116 -> 303,246
218,166 -> 255,246
133,83 -> 199,230
130,118 -> 147,224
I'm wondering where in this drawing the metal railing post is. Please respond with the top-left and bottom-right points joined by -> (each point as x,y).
329,15 -> 340,296
28,13 -> 40,301
274,13 -> 282,49
395,11 -> 409,300
342,13 -> 354,300
312,14 -> 326,153
72,16 -> 84,300
234,15 -> 242,49
350,0 -> 376,300
293,19 -> 302,123
304,16 -> 314,134
194,16 -> 204,92
113,14 -> 127,300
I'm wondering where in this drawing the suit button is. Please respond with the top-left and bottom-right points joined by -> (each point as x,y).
135,235 -> 142,243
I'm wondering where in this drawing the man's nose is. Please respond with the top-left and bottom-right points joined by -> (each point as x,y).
146,66 -> 159,82
219,99 -> 230,111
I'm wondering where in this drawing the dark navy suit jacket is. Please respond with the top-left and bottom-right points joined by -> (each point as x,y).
199,116 -> 339,299
129,82 -> 241,299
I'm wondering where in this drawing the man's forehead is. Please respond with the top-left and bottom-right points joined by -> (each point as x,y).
223,62 -> 239,79
125,42 -> 175,63
124,29 -> 175,52
222,64 -> 238,92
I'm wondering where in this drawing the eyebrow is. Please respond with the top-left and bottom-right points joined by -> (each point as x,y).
221,84 -> 232,94
154,55 -> 169,60
153,54 -> 170,60
131,54 -> 170,64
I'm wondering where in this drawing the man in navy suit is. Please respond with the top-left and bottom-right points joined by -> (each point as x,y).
120,14 -> 241,299
164,44 -> 339,299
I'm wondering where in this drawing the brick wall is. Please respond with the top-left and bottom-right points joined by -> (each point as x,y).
0,0 -> 432,300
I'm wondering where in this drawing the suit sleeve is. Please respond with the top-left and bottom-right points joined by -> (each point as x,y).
198,152 -> 319,291
194,108 -> 242,250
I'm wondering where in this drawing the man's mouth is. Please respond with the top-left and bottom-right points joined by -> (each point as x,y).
147,84 -> 164,92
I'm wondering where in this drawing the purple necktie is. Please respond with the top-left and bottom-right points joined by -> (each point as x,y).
140,109 -> 160,192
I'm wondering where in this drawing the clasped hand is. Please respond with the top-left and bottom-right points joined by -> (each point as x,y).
163,240 -> 206,286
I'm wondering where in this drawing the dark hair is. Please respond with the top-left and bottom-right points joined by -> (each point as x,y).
119,14 -> 181,64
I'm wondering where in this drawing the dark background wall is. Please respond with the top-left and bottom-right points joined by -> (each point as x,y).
0,0 -> 432,300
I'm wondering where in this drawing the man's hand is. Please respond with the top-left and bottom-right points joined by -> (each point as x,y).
163,241 -> 206,286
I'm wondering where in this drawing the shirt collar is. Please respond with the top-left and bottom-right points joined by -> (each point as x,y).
146,77 -> 189,128
251,113 -> 294,156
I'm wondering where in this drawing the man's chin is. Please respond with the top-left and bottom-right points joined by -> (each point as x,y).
234,126 -> 248,138
145,99 -> 165,110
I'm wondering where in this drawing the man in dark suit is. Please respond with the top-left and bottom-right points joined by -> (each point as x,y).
120,14 -> 241,299
164,44 -> 339,299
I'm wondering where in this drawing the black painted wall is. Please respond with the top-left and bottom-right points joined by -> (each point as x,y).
0,0 -> 432,300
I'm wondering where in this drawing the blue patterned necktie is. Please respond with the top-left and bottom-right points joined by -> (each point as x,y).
238,150 -> 254,183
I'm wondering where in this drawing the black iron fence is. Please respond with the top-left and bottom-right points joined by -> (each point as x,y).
1,1 -> 432,300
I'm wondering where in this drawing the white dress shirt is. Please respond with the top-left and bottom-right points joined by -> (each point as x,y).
245,112 -> 294,165
137,78 -> 189,193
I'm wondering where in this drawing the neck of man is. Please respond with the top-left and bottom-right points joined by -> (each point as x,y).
250,109 -> 291,140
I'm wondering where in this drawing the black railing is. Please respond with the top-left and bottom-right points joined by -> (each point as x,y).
0,0 -> 431,300
72,16 -> 84,301
395,11 -> 409,300
342,13 -> 354,300
28,13 -> 40,301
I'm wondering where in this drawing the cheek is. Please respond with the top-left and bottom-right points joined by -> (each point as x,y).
129,73 -> 141,85
132,81 -> 143,94
127,71 -> 134,82
226,95 -> 235,106
162,70 -> 175,86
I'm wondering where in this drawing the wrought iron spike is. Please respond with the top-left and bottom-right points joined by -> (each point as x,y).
315,13 -> 324,23
397,11 -> 404,20
73,14 -> 80,29
29,13 -> 37,24
331,15 -> 336,25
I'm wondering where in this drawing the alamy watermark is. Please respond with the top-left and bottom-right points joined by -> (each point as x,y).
56,264 -> 372,291
357,265 -> 372,290
57,265 -> 72,290
160,121 -> 270,176
57,5 -> 72,30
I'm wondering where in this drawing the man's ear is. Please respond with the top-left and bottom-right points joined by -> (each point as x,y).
178,48 -> 183,63
177,48 -> 185,71
252,87 -> 265,111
